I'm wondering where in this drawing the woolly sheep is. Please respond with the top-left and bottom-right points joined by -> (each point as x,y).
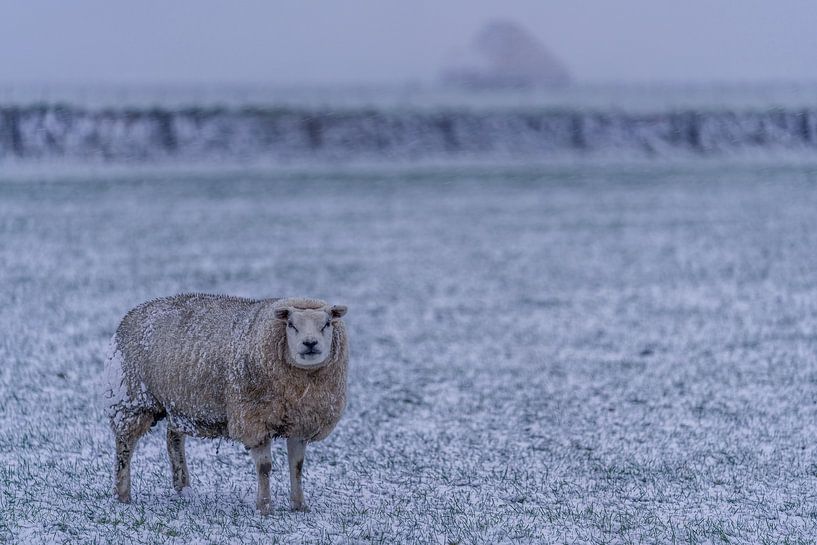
103,293 -> 349,513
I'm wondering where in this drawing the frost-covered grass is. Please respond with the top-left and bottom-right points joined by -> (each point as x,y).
2,163 -> 817,544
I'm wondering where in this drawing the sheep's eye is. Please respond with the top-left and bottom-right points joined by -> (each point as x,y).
322,321 -> 331,331
288,323 -> 298,332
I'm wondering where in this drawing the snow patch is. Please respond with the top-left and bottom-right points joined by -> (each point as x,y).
100,335 -> 127,415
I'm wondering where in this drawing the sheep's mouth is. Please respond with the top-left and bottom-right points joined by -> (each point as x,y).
293,349 -> 329,370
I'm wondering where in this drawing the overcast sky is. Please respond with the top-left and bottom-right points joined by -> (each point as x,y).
1,0 -> 816,85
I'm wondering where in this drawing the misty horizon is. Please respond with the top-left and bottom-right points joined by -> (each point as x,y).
2,1 -> 817,86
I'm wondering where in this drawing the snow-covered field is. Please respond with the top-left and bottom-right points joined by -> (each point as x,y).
2,162 -> 817,544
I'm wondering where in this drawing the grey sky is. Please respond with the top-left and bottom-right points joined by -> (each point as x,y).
1,0 -> 816,84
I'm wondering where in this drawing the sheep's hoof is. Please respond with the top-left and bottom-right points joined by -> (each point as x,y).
177,486 -> 194,499
290,501 -> 309,512
116,492 -> 131,503
257,501 -> 271,516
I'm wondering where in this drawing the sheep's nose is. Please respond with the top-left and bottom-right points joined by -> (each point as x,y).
303,340 -> 318,349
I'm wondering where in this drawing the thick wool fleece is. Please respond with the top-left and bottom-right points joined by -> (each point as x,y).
106,294 -> 348,448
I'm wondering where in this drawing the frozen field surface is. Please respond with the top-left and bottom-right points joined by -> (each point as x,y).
2,163 -> 817,544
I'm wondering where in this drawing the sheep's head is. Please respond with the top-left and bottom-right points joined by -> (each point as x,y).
274,304 -> 347,369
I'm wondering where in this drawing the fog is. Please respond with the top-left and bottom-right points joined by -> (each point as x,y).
1,0 -> 816,84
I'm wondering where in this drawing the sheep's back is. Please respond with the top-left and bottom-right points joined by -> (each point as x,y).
115,294 -> 267,426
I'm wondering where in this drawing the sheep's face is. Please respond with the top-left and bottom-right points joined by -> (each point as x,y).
274,305 -> 347,369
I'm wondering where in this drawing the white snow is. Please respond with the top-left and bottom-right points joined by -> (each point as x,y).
100,337 -> 126,411
1,161 -> 817,543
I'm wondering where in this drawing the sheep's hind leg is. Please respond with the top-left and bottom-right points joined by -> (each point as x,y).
113,411 -> 156,503
250,441 -> 272,515
286,437 -> 307,512
167,428 -> 190,493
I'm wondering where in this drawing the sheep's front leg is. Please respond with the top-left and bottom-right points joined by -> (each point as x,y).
286,437 -> 307,511
250,442 -> 272,515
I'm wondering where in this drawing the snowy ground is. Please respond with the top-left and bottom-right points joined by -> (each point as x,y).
2,162 -> 817,544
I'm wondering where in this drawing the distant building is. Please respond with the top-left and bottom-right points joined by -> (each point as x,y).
440,20 -> 571,89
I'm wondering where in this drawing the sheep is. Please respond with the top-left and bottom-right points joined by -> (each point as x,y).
102,293 -> 349,514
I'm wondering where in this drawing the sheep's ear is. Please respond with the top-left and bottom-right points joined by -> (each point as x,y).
330,305 -> 347,319
274,308 -> 290,321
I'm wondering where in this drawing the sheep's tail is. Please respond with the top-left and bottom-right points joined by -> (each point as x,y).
100,335 -> 128,420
